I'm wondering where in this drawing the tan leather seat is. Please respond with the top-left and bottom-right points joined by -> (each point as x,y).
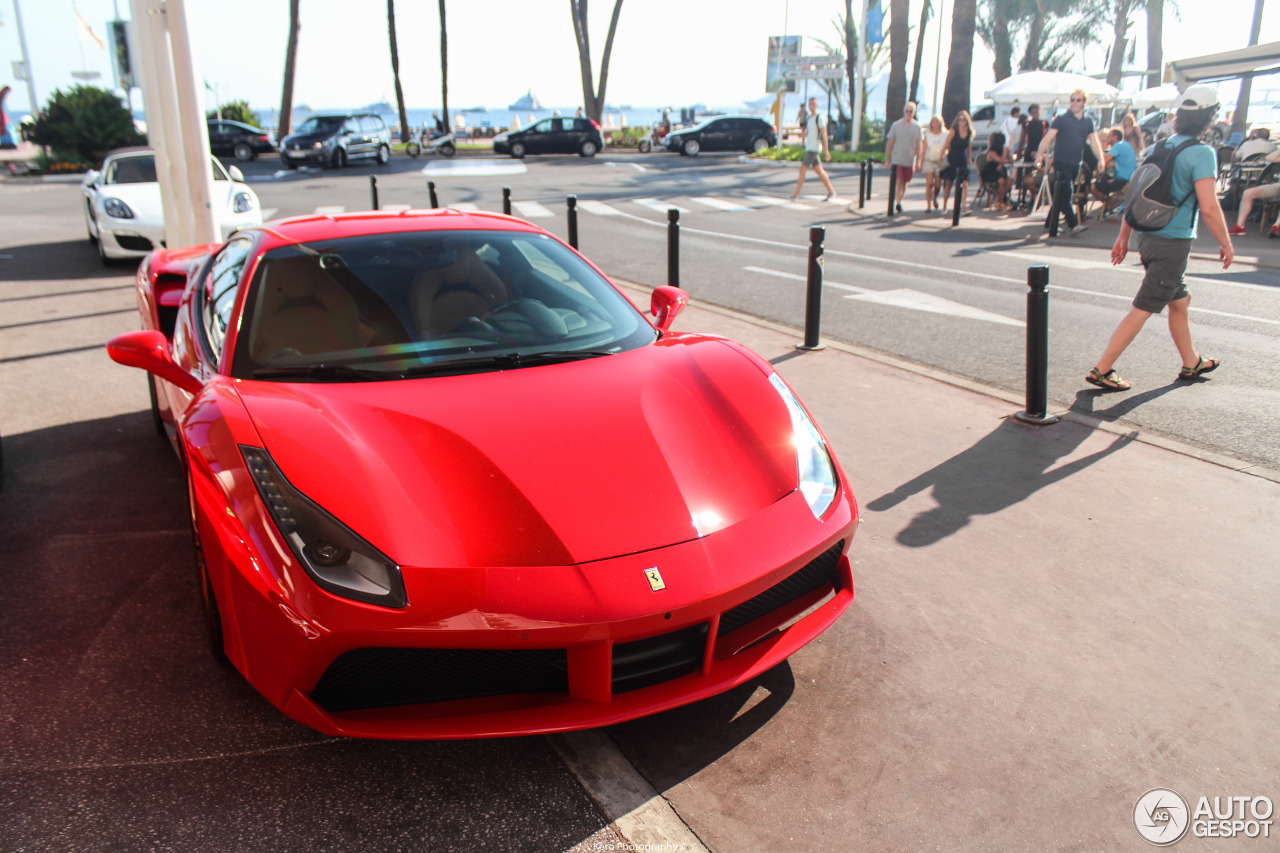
409,248 -> 509,337
251,256 -> 362,360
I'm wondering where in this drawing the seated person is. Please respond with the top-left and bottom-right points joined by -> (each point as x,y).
1233,128 -> 1276,162
979,131 -> 1012,211
1092,128 -> 1136,201
1228,147 -> 1280,236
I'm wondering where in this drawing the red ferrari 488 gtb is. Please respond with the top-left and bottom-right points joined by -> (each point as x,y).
107,208 -> 858,739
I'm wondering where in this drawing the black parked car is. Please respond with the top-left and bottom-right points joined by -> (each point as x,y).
664,116 -> 777,156
207,120 -> 276,162
492,117 -> 603,158
279,113 -> 392,169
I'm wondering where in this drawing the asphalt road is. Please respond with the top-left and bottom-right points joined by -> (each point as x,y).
238,150 -> 1280,472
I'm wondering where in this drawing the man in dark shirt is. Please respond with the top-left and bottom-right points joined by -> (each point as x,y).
1035,90 -> 1105,236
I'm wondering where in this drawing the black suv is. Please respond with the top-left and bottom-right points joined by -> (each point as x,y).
279,113 -> 392,169
207,120 -> 276,162
493,117 -> 604,158
664,116 -> 777,156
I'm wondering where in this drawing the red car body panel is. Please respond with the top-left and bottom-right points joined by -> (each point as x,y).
109,209 -> 859,739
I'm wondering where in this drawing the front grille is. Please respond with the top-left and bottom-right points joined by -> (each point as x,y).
115,235 -> 153,251
717,540 -> 845,637
311,647 -> 568,713
612,623 -> 709,694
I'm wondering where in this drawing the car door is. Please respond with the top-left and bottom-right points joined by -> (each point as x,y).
526,119 -> 555,154
207,122 -> 230,155
342,117 -> 365,159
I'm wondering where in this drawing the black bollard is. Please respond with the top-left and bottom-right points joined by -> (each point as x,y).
502,186 -> 511,216
866,161 -> 873,196
1015,265 -> 1059,425
369,175 -> 379,210
797,226 -> 827,351
952,173 -> 963,227
887,165 -> 897,217
667,208 -> 680,290
428,180 -> 439,209
858,161 -> 867,209
566,195 -> 579,249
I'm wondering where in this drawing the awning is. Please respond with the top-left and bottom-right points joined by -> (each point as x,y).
1168,41 -> 1280,88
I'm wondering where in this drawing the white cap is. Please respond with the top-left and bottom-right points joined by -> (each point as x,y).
1178,85 -> 1220,111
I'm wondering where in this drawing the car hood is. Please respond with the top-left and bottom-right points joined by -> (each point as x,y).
236,338 -> 798,569
98,181 -> 252,224
282,132 -> 333,146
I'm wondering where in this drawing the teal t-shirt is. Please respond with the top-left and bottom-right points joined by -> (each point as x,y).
1152,135 -> 1217,240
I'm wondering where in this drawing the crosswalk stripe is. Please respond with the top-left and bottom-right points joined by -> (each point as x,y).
513,200 -> 555,218
633,198 -> 689,214
450,202 -> 481,211
313,205 -> 345,214
382,204 -> 412,211
743,195 -> 813,211
578,199 -> 623,216
690,197 -> 752,212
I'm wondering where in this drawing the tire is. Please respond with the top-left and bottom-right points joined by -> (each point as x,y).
233,142 -> 255,162
510,141 -> 526,159
638,139 -> 651,153
750,137 -> 770,153
147,374 -> 165,436
187,467 -> 229,666
441,142 -> 456,157
97,230 -> 113,266
580,140 -> 598,157
683,138 -> 700,156
86,201 -> 98,243
376,143 -> 391,165
405,141 -> 422,157
330,147 -> 347,169
281,155 -> 298,170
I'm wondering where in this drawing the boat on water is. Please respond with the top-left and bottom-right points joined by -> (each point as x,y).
509,90 -> 543,111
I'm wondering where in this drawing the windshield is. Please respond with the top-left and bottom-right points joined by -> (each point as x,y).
294,116 -> 345,135
104,154 -> 229,183
235,229 -> 656,380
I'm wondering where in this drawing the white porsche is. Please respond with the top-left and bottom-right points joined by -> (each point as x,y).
82,147 -> 262,264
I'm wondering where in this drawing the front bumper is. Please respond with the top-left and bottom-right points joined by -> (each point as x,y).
281,146 -> 332,165
213,486 -> 858,739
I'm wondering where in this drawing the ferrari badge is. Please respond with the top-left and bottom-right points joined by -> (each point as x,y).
644,567 -> 666,592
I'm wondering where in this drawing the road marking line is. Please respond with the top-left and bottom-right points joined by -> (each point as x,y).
449,202 -> 481,212
605,161 -> 648,172
578,200 -> 624,216
975,247 -> 1276,293
422,159 -> 527,176
743,266 -> 869,294
690,196 -> 751,212
633,198 -> 689,214
744,194 -> 813,211
381,204 -> 411,212
313,205 -> 345,214
512,200 -> 555,218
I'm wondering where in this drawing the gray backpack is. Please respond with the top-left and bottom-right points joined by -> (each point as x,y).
1123,138 -> 1200,232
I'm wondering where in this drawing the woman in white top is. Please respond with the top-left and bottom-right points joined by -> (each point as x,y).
922,115 -> 948,210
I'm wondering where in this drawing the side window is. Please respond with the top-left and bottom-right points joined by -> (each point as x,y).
973,106 -> 995,122
344,119 -> 360,135
203,235 -> 255,359
360,116 -> 378,133
533,119 -> 554,133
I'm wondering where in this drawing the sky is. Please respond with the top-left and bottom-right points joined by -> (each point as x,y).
1,0 -> 1278,122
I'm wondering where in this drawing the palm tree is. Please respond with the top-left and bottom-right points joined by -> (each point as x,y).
439,0 -> 449,134
909,0 -> 933,102
278,0 -> 300,139
1105,0 -> 1141,88
886,0 -> 911,120
1232,0 -> 1266,135
978,0 -> 1024,81
388,0 -> 410,142
570,0 -> 625,123
942,0 -> 976,124
1145,0 -> 1163,88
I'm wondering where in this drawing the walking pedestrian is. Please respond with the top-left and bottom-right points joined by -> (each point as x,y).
791,97 -> 836,201
922,115 -> 948,210
938,111 -> 974,214
1086,86 -> 1234,392
1035,89 -> 1105,237
884,101 -> 924,213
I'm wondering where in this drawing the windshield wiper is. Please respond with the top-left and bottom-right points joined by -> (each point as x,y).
398,350 -> 615,377
250,364 -> 399,382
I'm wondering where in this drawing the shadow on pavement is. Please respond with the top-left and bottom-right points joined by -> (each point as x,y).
1,240 -> 135,281
1069,382 -> 1192,422
865,417 -> 1137,547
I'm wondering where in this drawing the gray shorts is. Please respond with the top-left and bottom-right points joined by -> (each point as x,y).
802,150 -> 821,167
1134,234 -> 1191,314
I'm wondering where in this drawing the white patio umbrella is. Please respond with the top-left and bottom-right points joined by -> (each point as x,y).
1127,83 -> 1182,110
985,70 -> 1123,106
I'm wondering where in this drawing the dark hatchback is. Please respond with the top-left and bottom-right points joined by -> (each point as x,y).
207,120 -> 276,162
492,117 -> 604,158
279,113 -> 392,169
664,116 -> 777,156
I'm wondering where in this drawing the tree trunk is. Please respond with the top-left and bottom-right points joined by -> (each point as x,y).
439,0 -> 449,134
942,0 -> 976,125
570,0 -> 625,124
278,0 -> 300,139
1232,0 -> 1266,135
1145,0 -> 1162,88
388,0 -> 409,142
886,0 -> 910,120
990,0 -> 1013,81
1105,0 -> 1131,88
845,0 -> 858,141
909,0 -> 930,103
1020,0 -> 1046,71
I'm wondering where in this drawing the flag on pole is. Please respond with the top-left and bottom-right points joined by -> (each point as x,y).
74,6 -> 105,49
867,0 -> 884,46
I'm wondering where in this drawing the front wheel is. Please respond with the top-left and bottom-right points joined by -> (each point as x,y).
405,140 -> 422,157
281,155 -> 298,170
185,465 -> 229,665
330,147 -> 347,169
580,140 -> 598,157
233,142 -> 255,162
376,143 -> 391,165
683,138 -> 700,156
510,141 -> 526,159
638,138 -> 651,153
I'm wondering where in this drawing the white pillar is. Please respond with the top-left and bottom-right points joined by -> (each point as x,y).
165,0 -> 217,245
129,0 -> 185,248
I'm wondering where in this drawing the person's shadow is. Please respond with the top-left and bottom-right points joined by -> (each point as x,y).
866,411 -> 1138,547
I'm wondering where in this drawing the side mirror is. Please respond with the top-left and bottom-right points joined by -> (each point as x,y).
106,330 -> 203,395
82,169 -> 100,187
650,286 -> 689,334
228,165 -> 245,182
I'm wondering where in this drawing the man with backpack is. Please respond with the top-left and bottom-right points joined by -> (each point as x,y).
1084,85 -> 1234,392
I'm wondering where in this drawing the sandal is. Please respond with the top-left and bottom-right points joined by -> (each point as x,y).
1086,367 -> 1131,391
1178,356 -> 1219,380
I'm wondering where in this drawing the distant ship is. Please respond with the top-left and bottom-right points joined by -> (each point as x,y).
459,106 -> 487,113
509,90 -> 543,111
363,101 -> 394,112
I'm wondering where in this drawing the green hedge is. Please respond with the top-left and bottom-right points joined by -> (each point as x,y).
751,145 -> 882,164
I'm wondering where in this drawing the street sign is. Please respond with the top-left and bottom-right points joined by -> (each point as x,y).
782,67 -> 845,80
783,54 -> 844,67
12,61 -> 28,82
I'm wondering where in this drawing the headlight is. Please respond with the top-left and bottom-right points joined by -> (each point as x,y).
103,197 -> 134,219
233,191 -> 255,213
769,374 -> 838,519
241,446 -> 407,608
